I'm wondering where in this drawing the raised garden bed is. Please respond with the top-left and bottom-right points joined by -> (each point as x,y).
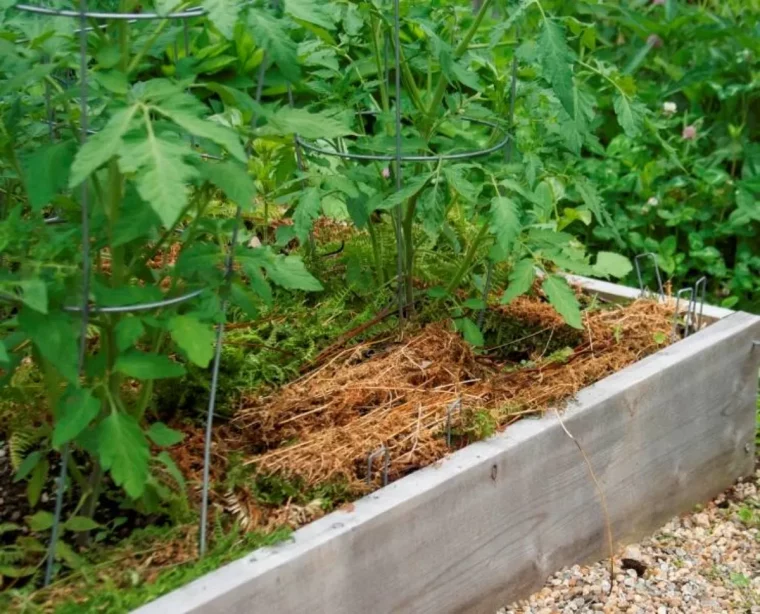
135,278 -> 760,614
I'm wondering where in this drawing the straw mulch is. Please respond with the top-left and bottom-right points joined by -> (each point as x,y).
231,296 -> 674,492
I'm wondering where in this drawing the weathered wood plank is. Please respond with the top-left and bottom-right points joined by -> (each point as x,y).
135,311 -> 760,614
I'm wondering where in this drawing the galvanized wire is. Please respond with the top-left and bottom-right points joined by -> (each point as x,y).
199,55 -> 268,557
392,0 -> 404,319
44,0 -> 90,587
294,116 -> 508,163
62,288 -> 205,313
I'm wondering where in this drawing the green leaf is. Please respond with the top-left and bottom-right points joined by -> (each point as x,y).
27,511 -> 54,532
115,352 -> 186,380
202,0 -> 239,38
27,460 -> 48,507
501,259 -> 535,304
119,133 -> 197,228
18,280 -> 48,314
64,516 -> 100,532
17,309 -> 78,383
293,187 -> 321,242
200,161 -> 256,209
264,107 -> 353,139
157,451 -> 186,489
147,422 -> 185,447
14,451 -> 41,483
264,254 -> 323,291
455,318 -> 484,347
0,342 -> 8,365
489,197 -> 521,253
96,412 -> 150,499
93,70 -> 129,95
284,0 -> 335,29
169,315 -> 215,367
542,275 -> 583,329
69,105 -> 139,187
575,178 -> 608,227
229,283 -> 260,318
539,19 -> 575,117
55,540 -> 84,569
114,317 -> 145,351
53,388 -> 101,448
22,141 -> 76,211
593,252 -> 633,279
378,174 -> 432,211
613,93 -> 644,138
154,102 -> 246,162
248,11 -> 300,82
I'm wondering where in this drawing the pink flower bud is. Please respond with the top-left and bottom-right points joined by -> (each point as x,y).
647,34 -> 663,48
682,125 -> 697,140
382,167 -> 391,179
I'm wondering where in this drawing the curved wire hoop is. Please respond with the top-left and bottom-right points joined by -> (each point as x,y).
62,288 -> 205,313
14,3 -> 206,20
294,115 -> 510,163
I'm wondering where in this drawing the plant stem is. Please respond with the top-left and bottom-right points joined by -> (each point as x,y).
367,220 -> 385,285
424,0 -> 494,131
445,219 -> 491,293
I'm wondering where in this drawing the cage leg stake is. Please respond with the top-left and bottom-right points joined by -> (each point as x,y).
446,398 -> 463,448
367,446 -> 390,487
634,253 -> 665,301
671,287 -> 693,341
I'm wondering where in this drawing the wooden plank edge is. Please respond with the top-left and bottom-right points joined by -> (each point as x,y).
135,310 -> 760,614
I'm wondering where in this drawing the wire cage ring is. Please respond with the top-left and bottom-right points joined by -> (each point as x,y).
294,114 -> 510,163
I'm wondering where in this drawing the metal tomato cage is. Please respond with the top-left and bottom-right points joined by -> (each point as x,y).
8,0 -> 271,586
7,0 -> 521,588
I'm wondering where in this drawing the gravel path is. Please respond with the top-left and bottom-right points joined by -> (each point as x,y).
500,467 -> 760,613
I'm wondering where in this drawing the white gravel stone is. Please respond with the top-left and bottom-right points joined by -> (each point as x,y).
497,468 -> 760,614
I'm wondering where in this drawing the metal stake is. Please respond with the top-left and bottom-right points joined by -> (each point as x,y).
366,446 -> 390,487
44,0 -> 91,587
692,276 -> 707,332
634,253 -> 665,301
446,398 -> 462,447
671,287 -> 693,341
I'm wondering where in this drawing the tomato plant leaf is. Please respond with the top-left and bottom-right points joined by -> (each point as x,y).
27,511 -> 54,532
154,101 -> 246,162
119,132 -> 197,228
379,173 -> 432,211
284,0 -> 335,30
114,317 -> 145,352
53,388 -> 101,448
17,280 -> 48,314
293,186 -> 321,242
489,196 -> 521,253
22,140 -> 76,211
454,318 -> 484,347
200,160 -> 256,209
202,0 -> 239,38
69,105 -> 139,187
539,19 -> 575,118
169,315 -> 215,367
501,259 -> 535,304
263,254 -> 323,291
64,516 -> 100,532
542,275 -> 583,329
147,422 -> 185,447
17,309 -> 79,383
27,460 -> 48,507
157,451 -> 186,489
14,451 -> 42,483
114,351 -> 186,380
248,11 -> 301,82
263,107 -> 354,139
96,412 -> 150,499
